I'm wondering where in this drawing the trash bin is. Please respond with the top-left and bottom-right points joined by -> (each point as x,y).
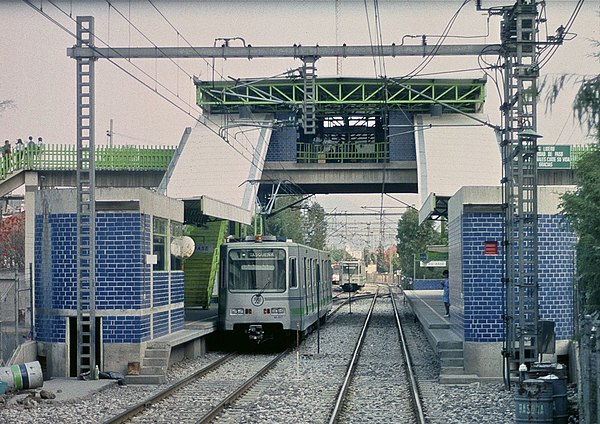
515,379 -> 554,423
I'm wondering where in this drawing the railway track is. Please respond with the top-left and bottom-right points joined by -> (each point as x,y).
328,285 -> 426,424
103,351 -> 289,424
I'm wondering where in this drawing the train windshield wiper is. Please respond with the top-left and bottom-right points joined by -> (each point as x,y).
256,279 -> 272,296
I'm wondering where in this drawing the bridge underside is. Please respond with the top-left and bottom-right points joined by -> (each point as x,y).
259,161 -> 417,195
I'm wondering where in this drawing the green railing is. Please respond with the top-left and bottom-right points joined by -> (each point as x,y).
296,141 -> 389,163
0,145 -> 176,180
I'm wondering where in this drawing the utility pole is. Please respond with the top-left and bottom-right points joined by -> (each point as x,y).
491,0 -> 561,384
74,16 -> 97,377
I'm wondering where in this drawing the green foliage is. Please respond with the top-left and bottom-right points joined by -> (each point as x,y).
395,209 -> 447,281
304,202 -> 327,250
264,196 -> 327,250
561,145 -> 600,311
328,247 -> 353,262
264,196 -> 304,243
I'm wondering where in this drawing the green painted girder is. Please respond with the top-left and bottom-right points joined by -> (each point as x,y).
195,77 -> 486,115
0,144 -> 176,181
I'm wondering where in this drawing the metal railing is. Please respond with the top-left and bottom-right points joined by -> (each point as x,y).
0,145 -> 176,180
296,141 -> 389,163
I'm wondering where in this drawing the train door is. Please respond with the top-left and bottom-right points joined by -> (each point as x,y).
315,261 -> 321,316
303,257 -> 309,316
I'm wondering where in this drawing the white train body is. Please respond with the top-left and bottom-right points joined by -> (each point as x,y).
339,260 -> 366,292
218,239 -> 332,342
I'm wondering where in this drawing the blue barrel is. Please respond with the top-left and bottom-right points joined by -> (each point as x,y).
515,379 -> 554,423
537,375 -> 568,424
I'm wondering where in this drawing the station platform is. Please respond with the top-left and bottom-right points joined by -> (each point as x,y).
402,289 -> 489,384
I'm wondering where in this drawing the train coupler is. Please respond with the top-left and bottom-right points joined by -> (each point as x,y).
248,325 -> 265,342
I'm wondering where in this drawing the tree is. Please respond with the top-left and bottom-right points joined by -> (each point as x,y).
264,196 -> 327,250
264,196 -> 304,243
328,247 -> 353,262
304,202 -> 327,250
0,213 -> 25,270
395,208 -> 446,281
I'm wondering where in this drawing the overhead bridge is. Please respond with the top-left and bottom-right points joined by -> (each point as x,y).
195,76 -> 486,196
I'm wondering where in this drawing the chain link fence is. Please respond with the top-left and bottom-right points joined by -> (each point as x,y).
0,269 -> 32,365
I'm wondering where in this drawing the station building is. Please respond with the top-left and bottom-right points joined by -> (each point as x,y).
33,187 -> 185,376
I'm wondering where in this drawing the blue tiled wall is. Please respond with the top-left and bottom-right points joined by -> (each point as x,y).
35,211 -> 184,344
265,111 -> 298,161
103,315 -> 151,343
460,212 -> 575,343
171,272 -> 185,303
171,308 -> 185,332
35,315 -> 66,343
153,273 -> 170,307
414,279 -> 446,290
153,311 -> 170,338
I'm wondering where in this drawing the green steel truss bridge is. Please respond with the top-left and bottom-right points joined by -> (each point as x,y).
195,77 -> 486,115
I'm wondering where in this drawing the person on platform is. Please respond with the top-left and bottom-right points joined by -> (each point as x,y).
441,269 -> 450,318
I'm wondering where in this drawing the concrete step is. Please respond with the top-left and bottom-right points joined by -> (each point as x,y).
441,366 -> 466,375
440,357 -> 464,367
140,366 -> 166,375
143,357 -> 168,367
437,340 -> 463,350
439,374 -> 481,385
147,342 -> 169,349
144,348 -> 170,358
439,349 -> 464,358
124,374 -> 166,385
428,322 -> 450,330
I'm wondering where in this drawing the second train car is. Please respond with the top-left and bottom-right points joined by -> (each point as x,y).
339,259 -> 366,292
218,236 -> 332,343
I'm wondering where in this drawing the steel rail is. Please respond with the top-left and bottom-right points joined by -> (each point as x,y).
328,288 -> 379,424
103,353 -> 237,424
195,349 -> 291,424
390,288 -> 427,424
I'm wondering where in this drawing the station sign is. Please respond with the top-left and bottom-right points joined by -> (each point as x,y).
537,145 -> 571,169
419,251 -> 448,268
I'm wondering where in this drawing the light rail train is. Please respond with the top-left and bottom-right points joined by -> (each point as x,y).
339,259 -> 366,292
218,236 -> 332,343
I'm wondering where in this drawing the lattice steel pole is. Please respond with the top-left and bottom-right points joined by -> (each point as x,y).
500,0 -> 541,381
75,16 -> 97,376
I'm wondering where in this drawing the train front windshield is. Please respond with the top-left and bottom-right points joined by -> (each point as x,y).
343,263 -> 359,276
228,248 -> 286,292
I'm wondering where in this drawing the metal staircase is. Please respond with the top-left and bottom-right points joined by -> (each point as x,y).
75,16 -> 97,376
184,221 -> 228,308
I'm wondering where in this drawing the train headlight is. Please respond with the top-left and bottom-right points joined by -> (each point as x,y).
230,308 -> 244,315
271,308 -> 286,315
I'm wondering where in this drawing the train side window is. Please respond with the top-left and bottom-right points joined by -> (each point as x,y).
290,257 -> 297,289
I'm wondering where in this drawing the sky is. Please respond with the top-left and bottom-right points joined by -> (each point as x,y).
1,0 -> 598,249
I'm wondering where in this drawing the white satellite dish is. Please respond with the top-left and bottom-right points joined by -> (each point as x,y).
170,236 -> 196,259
